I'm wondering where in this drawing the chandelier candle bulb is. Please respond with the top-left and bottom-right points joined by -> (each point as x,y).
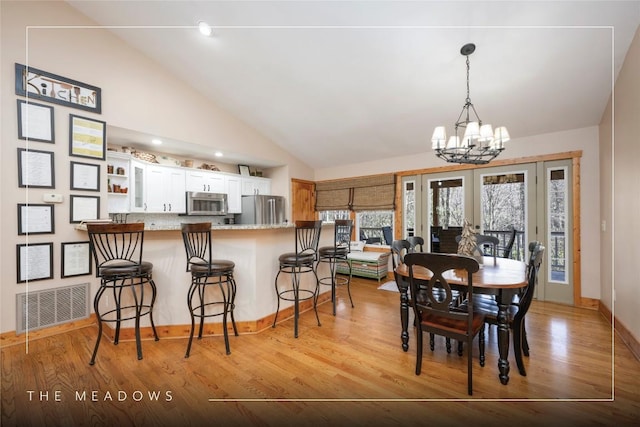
431,126 -> 447,149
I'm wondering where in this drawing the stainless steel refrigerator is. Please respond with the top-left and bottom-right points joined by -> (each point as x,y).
238,195 -> 286,225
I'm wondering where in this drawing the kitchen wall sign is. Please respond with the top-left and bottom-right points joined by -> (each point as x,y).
15,63 -> 102,114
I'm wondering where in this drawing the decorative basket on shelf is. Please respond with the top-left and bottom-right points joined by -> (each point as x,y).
132,151 -> 158,163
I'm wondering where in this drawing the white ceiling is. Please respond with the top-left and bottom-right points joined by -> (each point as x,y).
66,1 -> 640,169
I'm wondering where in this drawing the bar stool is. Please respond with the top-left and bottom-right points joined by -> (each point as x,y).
273,220 -> 323,338
317,219 -> 353,315
181,222 -> 238,357
86,223 -> 159,365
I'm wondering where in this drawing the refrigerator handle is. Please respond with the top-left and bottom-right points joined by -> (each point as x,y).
268,198 -> 275,224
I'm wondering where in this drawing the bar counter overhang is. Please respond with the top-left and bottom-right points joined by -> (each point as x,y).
78,223 -> 335,340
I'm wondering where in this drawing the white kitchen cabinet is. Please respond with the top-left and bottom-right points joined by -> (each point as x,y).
185,169 -> 225,193
241,176 -> 271,196
129,159 -> 147,212
145,164 -> 186,213
225,174 -> 242,213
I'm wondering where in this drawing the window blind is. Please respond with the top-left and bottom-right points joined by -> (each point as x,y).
315,174 -> 395,211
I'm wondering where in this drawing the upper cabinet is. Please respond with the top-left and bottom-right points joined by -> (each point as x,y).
145,164 -> 186,213
129,159 -> 146,212
107,153 -> 271,214
185,169 -> 225,193
241,176 -> 271,196
225,175 -> 242,214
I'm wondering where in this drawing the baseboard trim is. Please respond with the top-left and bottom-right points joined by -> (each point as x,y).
599,302 -> 640,361
0,314 -> 97,348
1,294 -> 331,347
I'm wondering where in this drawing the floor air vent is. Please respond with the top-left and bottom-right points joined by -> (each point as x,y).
16,283 -> 90,334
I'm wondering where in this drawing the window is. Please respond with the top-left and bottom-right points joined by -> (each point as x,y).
548,167 -> 568,284
319,210 -> 350,223
356,210 -> 394,245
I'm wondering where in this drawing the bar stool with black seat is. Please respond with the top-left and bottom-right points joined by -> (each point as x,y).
181,222 -> 238,357
317,219 -> 354,316
273,220 -> 323,337
86,222 -> 159,365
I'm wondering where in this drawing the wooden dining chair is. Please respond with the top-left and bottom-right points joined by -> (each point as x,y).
404,252 -> 485,395
474,241 -> 545,376
406,236 -> 425,253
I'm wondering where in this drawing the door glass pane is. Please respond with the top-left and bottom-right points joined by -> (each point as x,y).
403,180 -> 416,238
548,167 -> 568,283
428,178 -> 464,253
480,172 -> 526,260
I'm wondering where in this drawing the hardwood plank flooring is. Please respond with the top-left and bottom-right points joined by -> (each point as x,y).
2,277 -> 639,426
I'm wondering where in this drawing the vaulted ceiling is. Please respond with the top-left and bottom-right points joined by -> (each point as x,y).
66,1 -> 640,169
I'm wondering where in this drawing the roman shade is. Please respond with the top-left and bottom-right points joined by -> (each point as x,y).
315,181 -> 352,211
315,174 -> 396,211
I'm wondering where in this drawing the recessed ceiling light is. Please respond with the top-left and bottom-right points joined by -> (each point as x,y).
214,151 -> 223,157
198,21 -> 212,37
151,139 -> 162,145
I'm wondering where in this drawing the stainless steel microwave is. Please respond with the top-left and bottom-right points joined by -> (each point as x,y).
185,192 -> 227,215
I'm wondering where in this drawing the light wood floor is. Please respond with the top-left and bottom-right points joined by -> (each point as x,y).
2,277 -> 639,426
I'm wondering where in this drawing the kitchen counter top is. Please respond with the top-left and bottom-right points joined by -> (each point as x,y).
76,221 -> 295,231
145,222 -> 295,231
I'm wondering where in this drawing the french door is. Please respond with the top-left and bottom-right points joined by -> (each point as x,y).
403,160 -> 574,305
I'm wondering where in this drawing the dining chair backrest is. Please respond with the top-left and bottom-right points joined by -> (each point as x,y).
515,242 -> 545,323
390,239 -> 411,269
87,222 -> 146,276
404,252 -> 480,317
382,226 -> 393,246
294,220 -> 323,261
181,222 -> 213,273
406,236 -> 425,253
501,227 -> 518,258
476,235 -> 499,256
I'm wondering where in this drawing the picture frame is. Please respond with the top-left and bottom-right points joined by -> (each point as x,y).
15,63 -> 102,114
238,164 -> 250,176
17,204 -> 55,235
70,161 -> 100,192
17,99 -> 54,143
17,148 -> 55,188
61,241 -> 92,278
69,195 -> 100,224
17,242 -> 54,283
69,115 -> 106,160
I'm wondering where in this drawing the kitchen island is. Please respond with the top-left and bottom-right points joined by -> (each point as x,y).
78,222 -> 334,340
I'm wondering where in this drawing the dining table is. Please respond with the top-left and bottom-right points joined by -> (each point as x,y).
394,255 -> 527,385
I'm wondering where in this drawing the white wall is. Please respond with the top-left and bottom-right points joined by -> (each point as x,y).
0,1 -> 314,333
600,26 -> 640,342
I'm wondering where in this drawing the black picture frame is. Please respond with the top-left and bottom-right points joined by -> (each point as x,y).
17,204 -> 55,235
70,195 -> 100,224
61,241 -> 92,278
238,164 -> 250,176
17,148 -> 55,188
17,242 -> 54,283
17,99 -> 54,143
69,115 -> 106,160
70,161 -> 101,192
15,63 -> 102,114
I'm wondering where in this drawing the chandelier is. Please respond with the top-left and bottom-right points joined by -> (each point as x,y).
431,43 -> 510,165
